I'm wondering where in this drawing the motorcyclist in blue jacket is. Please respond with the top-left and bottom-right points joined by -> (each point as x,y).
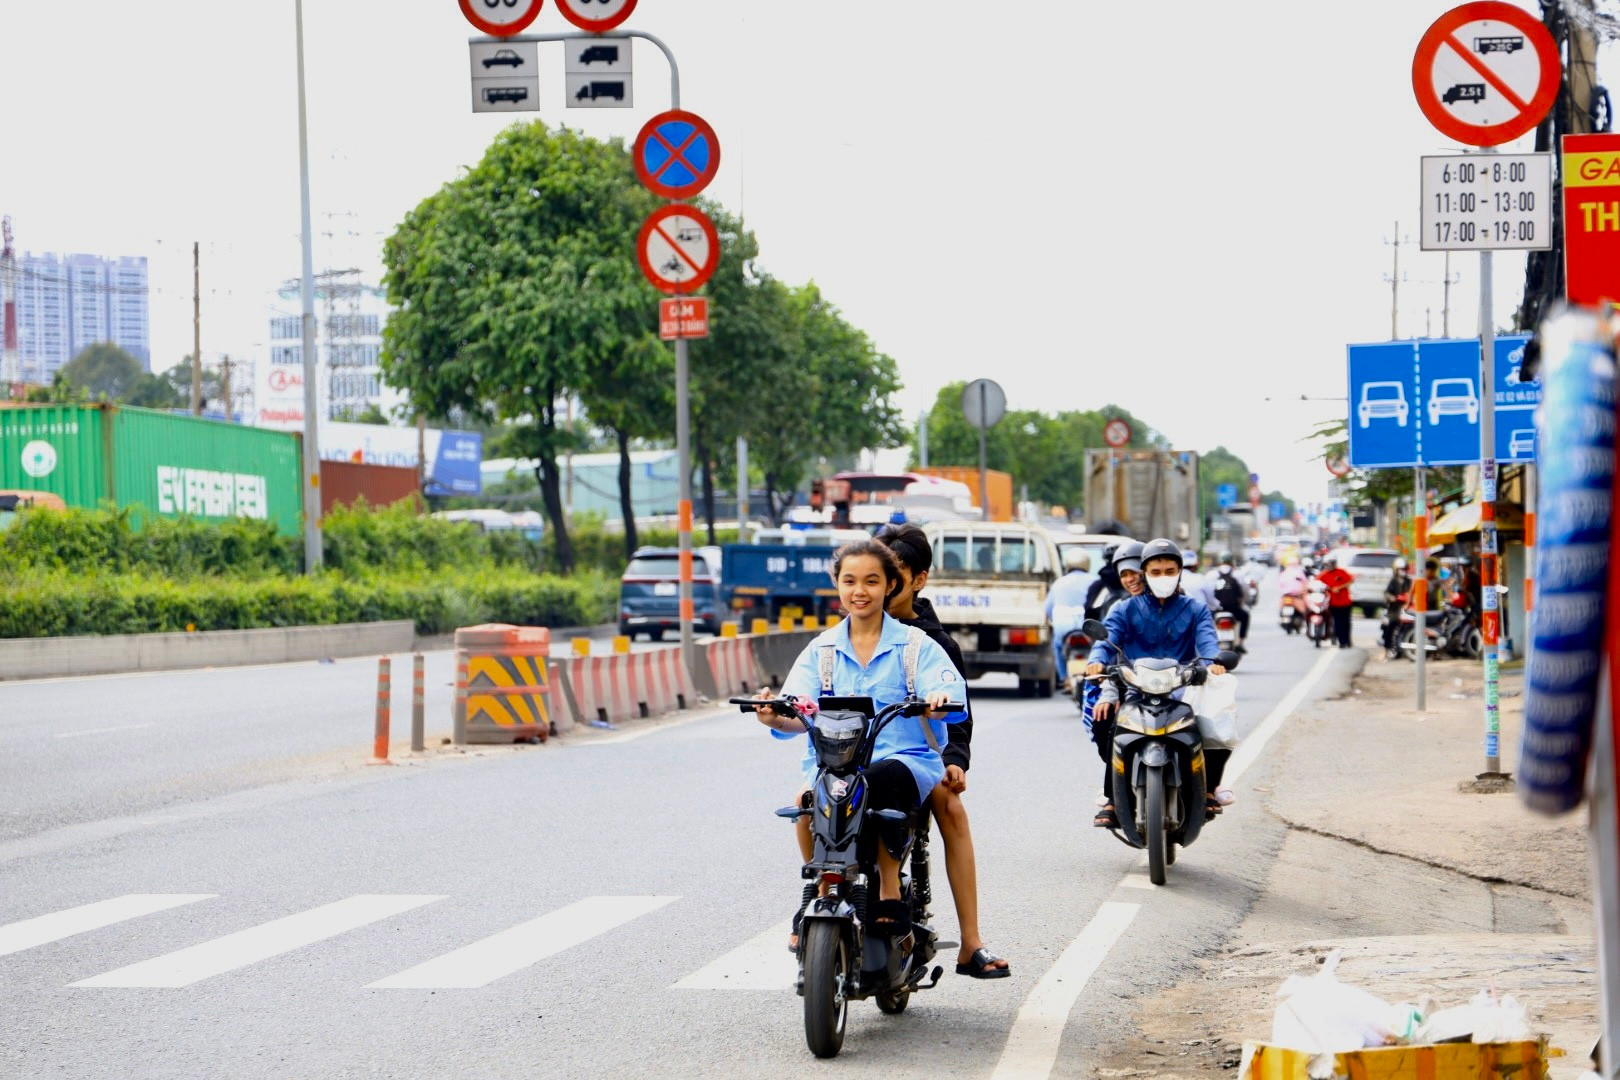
1083,538 -> 1228,828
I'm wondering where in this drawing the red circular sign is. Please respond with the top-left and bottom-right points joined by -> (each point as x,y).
633,110 -> 722,201
1411,2 -> 1558,146
1326,456 -> 1352,478
555,0 -> 636,32
637,205 -> 720,295
459,0 -> 544,37
1103,418 -> 1132,448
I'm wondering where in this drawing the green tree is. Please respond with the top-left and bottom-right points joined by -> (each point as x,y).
579,331 -> 674,557
380,123 -> 658,573
162,355 -> 225,411
1199,446 -> 1253,515
124,373 -> 183,409
59,343 -> 142,401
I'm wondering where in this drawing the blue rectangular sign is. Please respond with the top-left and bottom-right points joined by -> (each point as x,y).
1216,483 -> 1237,508
1346,335 -> 1533,468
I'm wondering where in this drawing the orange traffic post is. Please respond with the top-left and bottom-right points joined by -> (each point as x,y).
572,637 -> 591,658
751,618 -> 769,636
373,656 -> 392,763
410,653 -> 425,753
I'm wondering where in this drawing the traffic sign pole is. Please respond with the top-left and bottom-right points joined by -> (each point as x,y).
1478,166 -> 1503,777
1415,465 -> 1428,713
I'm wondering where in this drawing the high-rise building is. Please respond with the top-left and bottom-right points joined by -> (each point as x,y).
259,272 -> 400,430
13,252 -> 149,381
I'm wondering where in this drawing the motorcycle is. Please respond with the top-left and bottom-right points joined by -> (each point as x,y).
1082,619 -> 1240,886
1396,591 -> 1482,660
1279,595 -> 1304,635
1062,628 -> 1093,712
1213,609 -> 1239,651
732,693 -> 962,1059
1242,572 -> 1260,609
1303,580 -> 1330,647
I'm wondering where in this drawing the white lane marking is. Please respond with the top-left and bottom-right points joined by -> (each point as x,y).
1117,875 -> 1155,890
672,918 -> 796,990
72,894 -> 443,987
367,895 -> 678,989
52,724 -> 156,739
990,902 -> 1140,1080
1224,648 -> 1339,787
0,894 -> 215,958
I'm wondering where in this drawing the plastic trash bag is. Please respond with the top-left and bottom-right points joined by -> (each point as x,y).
1184,672 -> 1239,748
1267,952 -> 1423,1079
1411,988 -> 1531,1045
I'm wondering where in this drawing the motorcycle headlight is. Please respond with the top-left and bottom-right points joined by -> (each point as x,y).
1121,665 -> 1179,696
810,710 -> 866,771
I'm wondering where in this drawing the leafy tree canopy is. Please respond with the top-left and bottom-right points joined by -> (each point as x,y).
60,343 -> 142,402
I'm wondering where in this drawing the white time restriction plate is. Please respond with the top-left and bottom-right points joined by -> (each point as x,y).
1420,153 -> 1552,251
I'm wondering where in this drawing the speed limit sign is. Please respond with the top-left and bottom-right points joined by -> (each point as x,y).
460,0 -> 544,37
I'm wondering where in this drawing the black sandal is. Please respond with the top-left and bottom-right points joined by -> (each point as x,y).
787,908 -> 804,954
870,898 -> 910,937
1205,795 -> 1223,822
1093,804 -> 1119,828
956,947 -> 1012,979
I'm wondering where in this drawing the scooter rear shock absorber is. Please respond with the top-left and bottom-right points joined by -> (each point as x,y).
849,882 -> 868,927
910,834 -> 932,913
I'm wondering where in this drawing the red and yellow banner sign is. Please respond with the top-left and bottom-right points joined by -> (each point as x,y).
1563,133 -> 1620,305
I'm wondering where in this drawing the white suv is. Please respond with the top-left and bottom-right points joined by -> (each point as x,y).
1329,547 -> 1402,616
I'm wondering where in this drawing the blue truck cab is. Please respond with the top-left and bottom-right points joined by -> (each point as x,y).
618,545 -> 723,640
719,526 -> 869,623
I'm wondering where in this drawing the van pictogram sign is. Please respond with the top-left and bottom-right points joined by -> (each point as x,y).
1412,2 -> 1559,146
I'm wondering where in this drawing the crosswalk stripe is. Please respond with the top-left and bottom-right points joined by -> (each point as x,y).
672,918 -> 796,991
0,894 -> 216,958
366,895 -> 678,989
70,894 -> 444,988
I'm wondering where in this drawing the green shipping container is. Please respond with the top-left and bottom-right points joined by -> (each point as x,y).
0,404 -> 109,508
0,404 -> 304,536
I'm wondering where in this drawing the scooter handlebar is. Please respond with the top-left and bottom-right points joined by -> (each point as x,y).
730,696 -> 800,714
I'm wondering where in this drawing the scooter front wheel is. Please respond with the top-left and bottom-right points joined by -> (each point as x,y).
802,921 -> 849,1058
1145,765 -> 1168,885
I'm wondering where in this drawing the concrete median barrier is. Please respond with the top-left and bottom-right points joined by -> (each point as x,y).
0,621 -> 417,681
452,624 -> 553,745
747,630 -> 821,691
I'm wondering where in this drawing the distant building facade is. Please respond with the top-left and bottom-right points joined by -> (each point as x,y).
13,252 -> 149,380
261,273 -> 401,429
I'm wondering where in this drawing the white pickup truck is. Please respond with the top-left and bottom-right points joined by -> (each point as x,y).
922,521 -> 1060,697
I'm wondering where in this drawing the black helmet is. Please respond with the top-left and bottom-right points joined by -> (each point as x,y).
1139,538 -> 1183,570
1113,540 -> 1144,575
1100,542 -> 1120,567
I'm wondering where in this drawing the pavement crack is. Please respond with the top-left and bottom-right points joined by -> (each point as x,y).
1275,818 -> 1585,900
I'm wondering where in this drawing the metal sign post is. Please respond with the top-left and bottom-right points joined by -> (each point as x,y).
962,379 -> 1006,521
1415,466 -> 1427,712
1478,199 -> 1502,775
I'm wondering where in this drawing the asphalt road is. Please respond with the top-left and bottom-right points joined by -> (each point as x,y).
0,578 -> 1366,1078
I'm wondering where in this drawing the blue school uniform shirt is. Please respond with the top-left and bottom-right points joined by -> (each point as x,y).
1086,592 -> 1218,667
773,613 -> 968,799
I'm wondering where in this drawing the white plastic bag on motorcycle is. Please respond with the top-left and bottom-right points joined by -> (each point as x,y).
1181,672 -> 1239,748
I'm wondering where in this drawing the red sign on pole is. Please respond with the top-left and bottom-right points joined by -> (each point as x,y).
659,297 -> 709,340
459,0 -> 544,37
1411,2 -> 1559,147
1563,133 -> 1620,306
555,0 -> 636,32
1102,418 -> 1131,448
633,110 -> 722,201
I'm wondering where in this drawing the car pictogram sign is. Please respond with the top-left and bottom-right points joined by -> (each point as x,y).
637,205 -> 720,294
633,110 -> 721,200
460,0 -> 544,38
1103,418 -> 1132,448
1411,2 -> 1558,146
555,0 -> 636,33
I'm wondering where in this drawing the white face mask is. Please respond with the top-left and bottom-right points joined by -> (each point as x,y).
1147,574 -> 1180,599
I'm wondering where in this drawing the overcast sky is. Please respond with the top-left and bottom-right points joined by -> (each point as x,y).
2,0 -> 1609,505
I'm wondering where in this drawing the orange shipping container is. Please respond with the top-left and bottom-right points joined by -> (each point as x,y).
914,466 -> 1014,522
319,460 -> 421,515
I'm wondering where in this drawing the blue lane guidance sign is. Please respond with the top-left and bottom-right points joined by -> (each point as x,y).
1347,334 -> 1535,467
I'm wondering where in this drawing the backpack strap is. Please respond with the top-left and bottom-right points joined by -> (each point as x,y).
818,644 -> 836,694
903,626 -> 942,753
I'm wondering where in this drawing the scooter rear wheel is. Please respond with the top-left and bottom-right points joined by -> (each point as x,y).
802,921 -> 849,1058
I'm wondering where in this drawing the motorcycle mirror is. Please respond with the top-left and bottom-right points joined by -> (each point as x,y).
1216,649 -> 1240,671
1081,619 -> 1109,642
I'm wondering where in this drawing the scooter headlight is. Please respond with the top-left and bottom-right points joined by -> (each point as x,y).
810,710 -> 866,771
1121,665 -> 1180,696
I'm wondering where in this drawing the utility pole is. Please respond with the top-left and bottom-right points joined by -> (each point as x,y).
221,356 -> 232,420
192,242 -> 202,415
1384,221 -> 1409,339
1441,251 -> 1460,337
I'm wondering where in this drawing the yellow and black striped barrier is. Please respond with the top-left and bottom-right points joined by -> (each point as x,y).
453,624 -> 553,744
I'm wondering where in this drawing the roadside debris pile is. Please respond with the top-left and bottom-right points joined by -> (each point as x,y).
1238,951 -> 1554,1079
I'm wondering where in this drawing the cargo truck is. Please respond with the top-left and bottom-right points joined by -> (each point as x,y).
1083,449 -> 1202,550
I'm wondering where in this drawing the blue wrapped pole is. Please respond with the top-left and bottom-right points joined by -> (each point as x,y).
1520,309 -> 1616,815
